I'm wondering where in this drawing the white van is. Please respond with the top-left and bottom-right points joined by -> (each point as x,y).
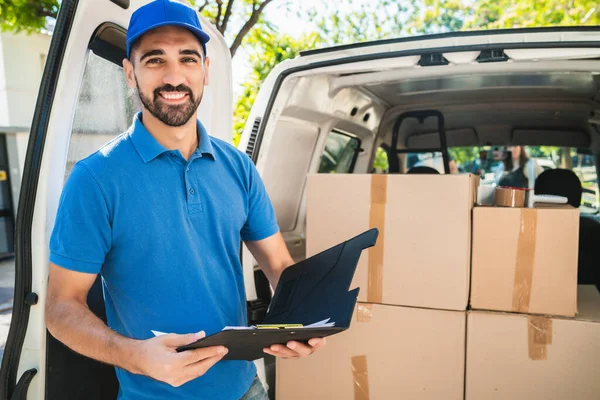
1,0 -> 600,399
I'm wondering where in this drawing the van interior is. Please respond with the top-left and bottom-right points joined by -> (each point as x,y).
252,44 -> 600,263
246,41 -> 600,396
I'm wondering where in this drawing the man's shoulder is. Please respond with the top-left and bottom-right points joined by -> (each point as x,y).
209,135 -> 252,167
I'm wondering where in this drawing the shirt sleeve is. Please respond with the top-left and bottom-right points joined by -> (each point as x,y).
240,156 -> 280,242
49,162 -> 112,274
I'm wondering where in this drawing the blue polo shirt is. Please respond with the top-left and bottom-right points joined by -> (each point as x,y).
49,113 -> 279,400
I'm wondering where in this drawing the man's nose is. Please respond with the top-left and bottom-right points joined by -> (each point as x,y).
162,62 -> 186,87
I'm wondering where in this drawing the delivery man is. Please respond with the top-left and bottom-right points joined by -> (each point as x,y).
44,1 -> 325,399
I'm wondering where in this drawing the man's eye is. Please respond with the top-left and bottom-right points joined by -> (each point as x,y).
182,58 -> 198,63
146,58 -> 163,64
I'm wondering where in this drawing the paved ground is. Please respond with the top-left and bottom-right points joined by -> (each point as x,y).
0,259 -> 15,362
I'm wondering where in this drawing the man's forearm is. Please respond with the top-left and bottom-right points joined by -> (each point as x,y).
266,257 -> 294,290
46,298 -> 142,374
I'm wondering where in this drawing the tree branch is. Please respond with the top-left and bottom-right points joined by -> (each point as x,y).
197,0 -> 209,14
41,9 -> 58,19
221,0 -> 235,34
215,0 -> 224,32
229,0 -> 275,57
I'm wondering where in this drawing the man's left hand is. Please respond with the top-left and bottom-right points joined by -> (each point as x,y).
263,338 -> 326,359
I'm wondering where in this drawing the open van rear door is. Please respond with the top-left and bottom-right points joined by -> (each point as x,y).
0,1 -> 233,398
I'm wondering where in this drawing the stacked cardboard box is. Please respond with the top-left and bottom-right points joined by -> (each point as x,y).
466,204 -> 600,399
277,304 -> 466,400
276,174 -> 598,399
277,174 -> 478,399
470,205 -> 579,317
304,174 -> 478,310
466,286 -> 600,400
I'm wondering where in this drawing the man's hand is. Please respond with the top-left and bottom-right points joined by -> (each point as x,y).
263,338 -> 326,359
134,331 -> 228,387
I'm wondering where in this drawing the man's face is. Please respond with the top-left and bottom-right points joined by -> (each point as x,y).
123,26 -> 210,127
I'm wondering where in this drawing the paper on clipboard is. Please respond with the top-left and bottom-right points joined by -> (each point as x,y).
152,318 -> 336,337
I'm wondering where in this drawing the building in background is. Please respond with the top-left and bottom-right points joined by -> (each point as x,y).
0,31 -> 51,257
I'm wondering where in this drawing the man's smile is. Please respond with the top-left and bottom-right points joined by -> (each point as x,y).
159,92 -> 189,102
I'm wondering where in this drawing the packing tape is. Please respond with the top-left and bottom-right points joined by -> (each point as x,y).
512,208 -> 538,313
494,186 -> 527,208
351,355 -> 370,400
368,175 -> 387,303
528,316 -> 553,360
356,304 -> 373,322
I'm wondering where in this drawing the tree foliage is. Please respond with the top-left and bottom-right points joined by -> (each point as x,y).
1,0 -> 279,59
0,0 -> 58,32
191,0 -> 279,57
233,29 -> 322,146
405,0 -> 600,34
303,0 -> 406,46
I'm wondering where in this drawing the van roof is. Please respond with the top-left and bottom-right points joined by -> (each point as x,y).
300,26 -> 600,57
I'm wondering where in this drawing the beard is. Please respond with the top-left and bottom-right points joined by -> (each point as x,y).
136,79 -> 203,127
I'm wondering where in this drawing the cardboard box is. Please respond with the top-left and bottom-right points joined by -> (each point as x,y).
471,205 -> 579,317
307,174 -> 478,310
466,286 -> 600,400
277,303 -> 466,400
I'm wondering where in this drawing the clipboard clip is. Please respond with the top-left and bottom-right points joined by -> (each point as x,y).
255,324 -> 303,330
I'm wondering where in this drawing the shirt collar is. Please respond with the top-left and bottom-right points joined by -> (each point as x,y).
129,112 -> 216,163
196,118 -> 216,160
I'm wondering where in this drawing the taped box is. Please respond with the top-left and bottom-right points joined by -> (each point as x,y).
276,303 -> 466,400
466,286 -> 600,400
306,174 -> 478,311
471,205 -> 579,317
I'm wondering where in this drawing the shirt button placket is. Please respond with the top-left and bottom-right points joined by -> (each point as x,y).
186,163 -> 202,214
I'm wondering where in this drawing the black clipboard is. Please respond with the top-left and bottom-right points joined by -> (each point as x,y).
176,228 -> 379,360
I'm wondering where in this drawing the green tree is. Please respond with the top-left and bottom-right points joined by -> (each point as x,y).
373,147 -> 389,172
302,0 -> 407,45
0,0 -> 58,32
449,147 -> 478,167
192,0 -> 278,57
406,0 -> 600,33
233,29 -> 322,145
1,0 -> 279,59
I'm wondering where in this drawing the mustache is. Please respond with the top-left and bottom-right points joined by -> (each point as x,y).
153,84 -> 194,100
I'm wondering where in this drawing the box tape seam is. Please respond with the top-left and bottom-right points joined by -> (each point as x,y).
368,175 -> 387,303
351,355 -> 370,400
356,304 -> 373,322
512,208 -> 537,313
528,316 -> 553,360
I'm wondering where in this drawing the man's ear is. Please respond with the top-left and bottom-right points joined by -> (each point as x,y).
203,56 -> 211,86
122,58 -> 136,89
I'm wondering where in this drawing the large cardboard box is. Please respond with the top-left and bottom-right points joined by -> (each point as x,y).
471,205 -> 579,317
277,303 -> 466,400
307,174 -> 478,310
466,286 -> 600,400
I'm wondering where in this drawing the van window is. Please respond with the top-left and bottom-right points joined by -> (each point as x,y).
66,51 -> 139,178
451,145 -> 599,214
318,130 -> 360,173
405,151 -> 444,173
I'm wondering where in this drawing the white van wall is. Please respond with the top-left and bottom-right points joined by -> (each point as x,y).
255,73 -> 386,248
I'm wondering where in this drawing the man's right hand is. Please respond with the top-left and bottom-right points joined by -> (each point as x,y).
133,331 -> 228,387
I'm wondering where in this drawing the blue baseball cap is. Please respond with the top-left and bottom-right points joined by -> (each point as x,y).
126,0 -> 210,59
